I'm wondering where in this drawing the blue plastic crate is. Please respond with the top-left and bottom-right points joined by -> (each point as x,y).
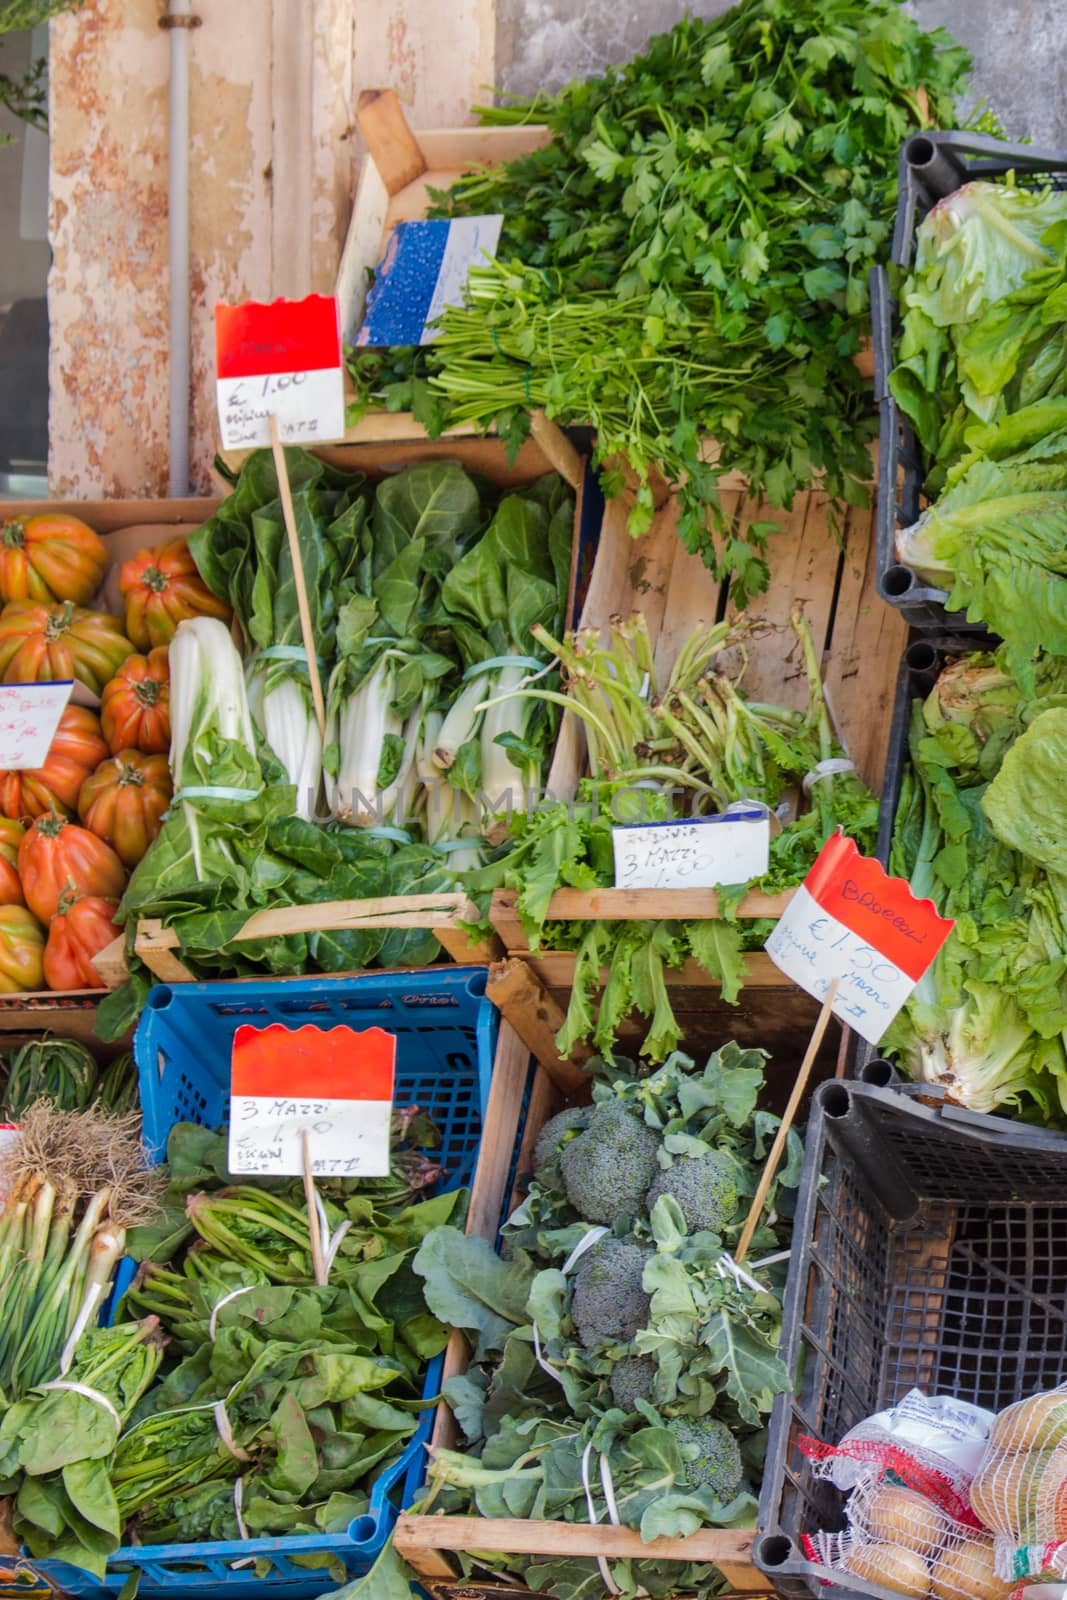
17,967 -> 497,1600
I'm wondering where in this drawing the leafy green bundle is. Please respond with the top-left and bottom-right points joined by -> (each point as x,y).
349,0 -> 980,595
884,647 -> 1067,1118
465,613 -> 877,1060
11,1110 -> 470,1573
405,1043 -> 798,1599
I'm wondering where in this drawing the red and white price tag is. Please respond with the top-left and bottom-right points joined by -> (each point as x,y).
765,832 -> 954,1045
228,1022 -> 396,1178
215,293 -> 345,451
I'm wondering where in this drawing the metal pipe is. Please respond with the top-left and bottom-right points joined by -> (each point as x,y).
166,1 -> 191,495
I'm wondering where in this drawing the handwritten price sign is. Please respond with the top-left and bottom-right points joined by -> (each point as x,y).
215,294 -> 345,450
228,1022 -> 396,1178
765,831 -> 954,1045
0,681 -> 73,769
612,808 -> 770,890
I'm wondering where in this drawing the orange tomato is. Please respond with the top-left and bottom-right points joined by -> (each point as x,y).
101,648 -> 171,755
43,893 -> 120,991
0,602 -> 135,696
18,813 -> 125,924
0,705 -> 109,821
78,750 -> 172,868
119,537 -> 231,651
0,513 -> 108,607
0,904 -> 45,993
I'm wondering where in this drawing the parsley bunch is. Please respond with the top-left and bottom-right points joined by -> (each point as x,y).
349,0 -> 981,595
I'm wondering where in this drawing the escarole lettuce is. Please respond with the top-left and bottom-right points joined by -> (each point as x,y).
883,649 -> 1067,1118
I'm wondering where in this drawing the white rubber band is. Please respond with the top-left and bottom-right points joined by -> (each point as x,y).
234,1477 -> 249,1540
715,1251 -> 768,1296
39,1380 -> 121,1427
802,758 -> 856,794
580,1442 -> 621,1597
213,1398 -> 252,1463
560,1226 -> 608,1277
530,1320 -> 564,1387
209,1286 -> 256,1341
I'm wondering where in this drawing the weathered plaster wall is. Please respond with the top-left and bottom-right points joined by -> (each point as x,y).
495,0 -> 1067,150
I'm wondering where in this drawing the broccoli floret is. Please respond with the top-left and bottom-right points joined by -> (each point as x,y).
570,1238 -> 651,1350
669,1415 -> 744,1501
646,1149 -> 738,1233
609,1353 -> 657,1411
532,1106 -> 592,1176
560,1102 -> 661,1223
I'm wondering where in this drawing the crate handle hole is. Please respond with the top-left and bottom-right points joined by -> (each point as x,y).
755,1533 -> 794,1569
884,564 -> 915,598
905,640 -> 936,671
147,986 -> 174,1011
904,134 -> 936,169
861,1058 -> 896,1088
821,1083 -> 852,1119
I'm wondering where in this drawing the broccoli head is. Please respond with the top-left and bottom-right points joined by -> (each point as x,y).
532,1105 -> 592,1176
669,1415 -> 744,1501
609,1353 -> 657,1411
570,1238 -> 651,1350
646,1149 -> 738,1234
560,1101 -> 661,1223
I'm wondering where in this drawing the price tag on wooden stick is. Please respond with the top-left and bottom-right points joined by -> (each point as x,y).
0,680 -> 73,768
228,1022 -> 396,1179
765,831 -> 954,1046
215,294 -> 345,450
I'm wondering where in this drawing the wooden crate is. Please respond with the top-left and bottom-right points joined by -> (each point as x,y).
487,475 -> 905,1063
0,498 -> 218,1025
141,430 -> 588,988
395,1018 -> 771,1596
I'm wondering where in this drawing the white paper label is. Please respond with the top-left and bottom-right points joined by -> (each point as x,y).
612,811 -> 770,890
228,1094 -> 392,1178
764,884 -> 918,1045
0,681 -> 73,768
216,367 -> 346,450
422,215 -> 504,343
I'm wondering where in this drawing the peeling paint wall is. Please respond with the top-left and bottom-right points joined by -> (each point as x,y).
47,0 -> 388,498
351,0 -> 493,127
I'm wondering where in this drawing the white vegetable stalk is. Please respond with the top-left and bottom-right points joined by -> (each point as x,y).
417,714 -> 484,869
432,675 -> 487,770
326,654 -> 403,827
246,669 -> 322,822
480,663 -> 536,812
169,618 -> 257,776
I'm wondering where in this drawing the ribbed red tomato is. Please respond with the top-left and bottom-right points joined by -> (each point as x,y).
0,904 -> 44,993
0,513 -> 108,606
0,706 -> 109,821
100,647 -> 171,755
18,813 -> 126,924
0,816 -> 24,905
78,750 -> 172,867
0,602 -> 136,696
43,893 -> 120,991
119,537 -> 231,651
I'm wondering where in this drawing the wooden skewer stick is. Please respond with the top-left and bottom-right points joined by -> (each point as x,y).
302,1129 -> 328,1287
269,414 -> 327,737
734,976 -> 841,1267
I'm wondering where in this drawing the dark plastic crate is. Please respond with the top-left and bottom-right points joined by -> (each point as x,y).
17,967 -> 499,1600
874,130 -> 1067,630
755,1079 -> 1067,1600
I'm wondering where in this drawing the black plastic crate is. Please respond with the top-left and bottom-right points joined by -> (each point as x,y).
755,1080 -> 1067,1600
874,130 -> 1067,629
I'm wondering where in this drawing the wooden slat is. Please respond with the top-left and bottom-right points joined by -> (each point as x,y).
394,1516 -> 762,1591
465,1020 -> 530,1245
355,89 -> 426,196
529,411 -> 584,491
523,950 -> 789,988
491,887 -> 792,944
135,924 -> 197,984
90,934 -> 129,989
485,958 -> 590,1095
822,496 -> 908,794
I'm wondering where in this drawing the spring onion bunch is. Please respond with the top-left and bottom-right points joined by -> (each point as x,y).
0,1101 -> 162,1400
